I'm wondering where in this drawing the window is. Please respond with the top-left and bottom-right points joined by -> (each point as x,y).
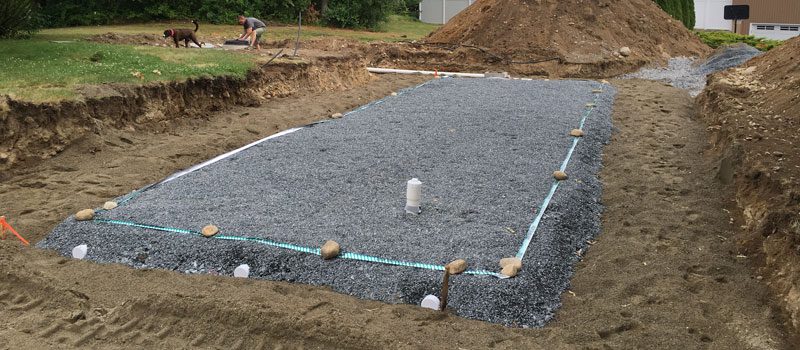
780,26 -> 799,31
756,25 -> 775,30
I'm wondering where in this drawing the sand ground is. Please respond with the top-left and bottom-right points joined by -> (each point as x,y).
0,77 -> 794,349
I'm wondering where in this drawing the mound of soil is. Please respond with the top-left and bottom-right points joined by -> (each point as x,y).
697,36 -> 800,332
88,33 -> 172,47
426,0 -> 709,67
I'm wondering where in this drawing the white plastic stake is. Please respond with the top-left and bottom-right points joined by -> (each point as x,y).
234,264 -> 250,278
420,295 -> 440,310
72,244 -> 88,260
405,178 -> 422,214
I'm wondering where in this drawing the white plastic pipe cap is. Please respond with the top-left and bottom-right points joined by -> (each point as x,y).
72,244 -> 88,260
405,178 -> 422,214
420,294 -> 440,310
234,264 -> 250,278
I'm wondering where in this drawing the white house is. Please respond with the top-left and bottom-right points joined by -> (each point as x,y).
419,0 -> 475,24
694,0 -> 733,30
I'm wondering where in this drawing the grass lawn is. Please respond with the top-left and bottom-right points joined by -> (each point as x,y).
0,41 -> 256,101
38,15 -> 439,43
2,16 -> 439,102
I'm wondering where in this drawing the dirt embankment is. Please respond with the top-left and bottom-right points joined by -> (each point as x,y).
0,55 -> 370,172
697,36 -> 800,333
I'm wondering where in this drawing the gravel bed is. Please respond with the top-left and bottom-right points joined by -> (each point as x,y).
39,77 -> 615,327
623,43 -> 762,96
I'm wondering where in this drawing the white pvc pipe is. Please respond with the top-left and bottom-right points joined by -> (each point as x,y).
367,67 -> 485,78
162,127 -> 302,184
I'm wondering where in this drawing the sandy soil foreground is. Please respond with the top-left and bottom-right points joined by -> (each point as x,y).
0,77 -> 793,349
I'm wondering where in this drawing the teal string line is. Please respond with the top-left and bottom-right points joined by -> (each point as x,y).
516,91 -> 602,259
92,219 -> 501,277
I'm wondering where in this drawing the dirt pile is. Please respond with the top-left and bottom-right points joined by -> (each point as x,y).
88,33 -> 170,46
422,0 -> 709,73
0,56 -> 370,172
697,36 -> 800,333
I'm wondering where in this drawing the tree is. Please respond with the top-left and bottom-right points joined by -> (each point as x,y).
653,0 -> 695,29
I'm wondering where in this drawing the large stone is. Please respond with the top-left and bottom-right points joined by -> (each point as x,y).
553,171 -> 568,181
445,259 -> 468,275
201,225 -> 219,237
570,129 -> 584,137
75,209 -> 95,221
499,257 -> 522,270
102,201 -> 118,210
501,264 -> 520,278
619,47 -> 632,57
321,240 -> 341,260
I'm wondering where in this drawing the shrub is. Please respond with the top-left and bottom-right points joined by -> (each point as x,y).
0,0 -> 41,38
35,0 -> 310,27
695,30 -> 783,51
323,0 -> 394,29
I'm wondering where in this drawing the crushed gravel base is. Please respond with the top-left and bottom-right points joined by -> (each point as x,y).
623,43 -> 761,96
39,78 -> 615,327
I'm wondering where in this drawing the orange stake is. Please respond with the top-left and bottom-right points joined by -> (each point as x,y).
0,216 -> 29,246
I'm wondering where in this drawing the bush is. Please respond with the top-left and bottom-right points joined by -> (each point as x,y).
35,0 -> 310,27
323,0 -> 394,29
695,30 -> 782,51
0,0 -> 41,38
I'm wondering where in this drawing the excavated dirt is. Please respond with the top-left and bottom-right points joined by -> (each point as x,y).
0,55 -> 370,171
416,0 -> 711,77
697,36 -> 800,334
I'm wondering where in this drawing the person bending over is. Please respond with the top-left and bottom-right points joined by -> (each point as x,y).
237,15 -> 267,50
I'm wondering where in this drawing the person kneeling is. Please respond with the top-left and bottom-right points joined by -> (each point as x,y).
237,15 -> 267,50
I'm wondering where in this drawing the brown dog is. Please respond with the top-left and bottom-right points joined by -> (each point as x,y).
163,20 -> 201,48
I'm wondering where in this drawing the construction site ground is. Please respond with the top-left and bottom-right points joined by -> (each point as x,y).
1,70 -> 795,348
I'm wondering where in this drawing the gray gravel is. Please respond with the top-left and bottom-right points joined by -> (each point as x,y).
623,43 -> 761,96
39,78 -> 615,327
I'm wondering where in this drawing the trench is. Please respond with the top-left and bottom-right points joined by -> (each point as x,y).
0,55 -> 371,172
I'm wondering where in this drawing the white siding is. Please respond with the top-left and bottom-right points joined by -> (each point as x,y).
420,0 -> 474,24
695,0 -> 733,30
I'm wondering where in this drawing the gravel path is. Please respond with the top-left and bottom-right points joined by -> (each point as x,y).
623,43 -> 761,96
39,77 -> 615,326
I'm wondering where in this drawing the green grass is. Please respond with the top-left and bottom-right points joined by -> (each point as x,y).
1,16 -> 438,102
0,40 -> 255,101
36,15 -> 439,42
695,30 -> 783,51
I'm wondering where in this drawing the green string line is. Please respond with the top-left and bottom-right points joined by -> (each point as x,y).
515,91 -> 602,259
93,219 -> 501,277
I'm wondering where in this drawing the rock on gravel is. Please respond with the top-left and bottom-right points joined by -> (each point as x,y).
446,259 -> 468,274
75,209 -> 94,221
321,240 -> 341,259
202,225 -> 219,237
500,257 -> 522,270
